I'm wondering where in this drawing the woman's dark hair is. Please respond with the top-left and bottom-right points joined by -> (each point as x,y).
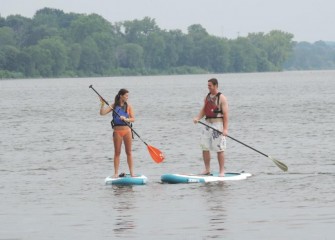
114,88 -> 129,107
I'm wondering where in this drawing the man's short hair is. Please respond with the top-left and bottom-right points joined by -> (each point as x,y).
208,78 -> 218,86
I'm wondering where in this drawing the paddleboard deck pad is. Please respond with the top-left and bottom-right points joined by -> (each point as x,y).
161,172 -> 252,184
105,173 -> 147,185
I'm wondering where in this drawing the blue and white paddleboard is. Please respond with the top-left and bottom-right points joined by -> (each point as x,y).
105,174 -> 148,185
161,172 -> 252,184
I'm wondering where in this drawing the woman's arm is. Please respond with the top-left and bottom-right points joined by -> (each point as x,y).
99,100 -> 113,116
126,104 -> 135,122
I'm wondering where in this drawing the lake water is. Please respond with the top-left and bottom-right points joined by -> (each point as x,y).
1,71 -> 334,239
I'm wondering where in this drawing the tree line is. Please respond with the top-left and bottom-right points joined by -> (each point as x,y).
0,8 -> 334,79
284,41 -> 335,70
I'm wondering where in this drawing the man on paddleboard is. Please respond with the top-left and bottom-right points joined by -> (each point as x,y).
193,78 -> 229,177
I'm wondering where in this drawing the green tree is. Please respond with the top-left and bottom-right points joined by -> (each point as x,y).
0,48 -> 6,69
284,41 -> 335,70
246,33 -> 275,71
0,27 -> 16,46
33,8 -> 73,29
69,14 -> 114,43
0,45 -> 20,71
161,30 -> 185,68
193,36 -> 230,72
185,24 -> 209,68
143,32 -> 166,69
263,30 -> 294,70
187,24 -> 209,40
91,32 -> 118,73
25,45 -> 52,77
229,38 -> 261,72
175,32 -> 197,68
78,37 -> 100,74
122,17 -> 160,44
116,43 -> 144,69
25,25 -> 59,46
4,15 -> 32,47
38,37 -> 67,76
0,15 -> 5,27
67,43 -> 81,71
16,50 -> 33,76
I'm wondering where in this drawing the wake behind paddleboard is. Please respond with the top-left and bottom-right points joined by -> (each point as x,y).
105,174 -> 148,185
161,172 -> 252,184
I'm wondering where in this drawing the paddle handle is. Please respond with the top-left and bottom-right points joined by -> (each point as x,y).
89,85 -> 109,105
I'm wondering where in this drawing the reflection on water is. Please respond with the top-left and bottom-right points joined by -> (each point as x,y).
108,186 -> 137,237
202,183 -> 228,236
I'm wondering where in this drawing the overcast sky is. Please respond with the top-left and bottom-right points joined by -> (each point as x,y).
1,0 -> 334,42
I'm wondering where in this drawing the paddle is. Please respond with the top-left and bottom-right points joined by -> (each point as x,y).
198,121 -> 288,172
89,85 -> 165,163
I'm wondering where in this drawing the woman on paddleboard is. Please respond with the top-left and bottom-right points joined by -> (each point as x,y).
193,78 -> 229,177
99,89 -> 135,178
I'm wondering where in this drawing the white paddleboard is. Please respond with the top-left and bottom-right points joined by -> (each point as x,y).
161,172 -> 252,184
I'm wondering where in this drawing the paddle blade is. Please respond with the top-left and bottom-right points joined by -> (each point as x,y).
147,145 -> 165,163
269,156 -> 288,172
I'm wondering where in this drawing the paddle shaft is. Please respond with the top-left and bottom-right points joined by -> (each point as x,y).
199,121 -> 273,159
89,85 -> 148,146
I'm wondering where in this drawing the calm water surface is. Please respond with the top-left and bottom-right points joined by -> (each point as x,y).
1,71 -> 334,239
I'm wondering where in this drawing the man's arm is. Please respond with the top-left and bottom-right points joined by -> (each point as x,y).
221,95 -> 228,135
